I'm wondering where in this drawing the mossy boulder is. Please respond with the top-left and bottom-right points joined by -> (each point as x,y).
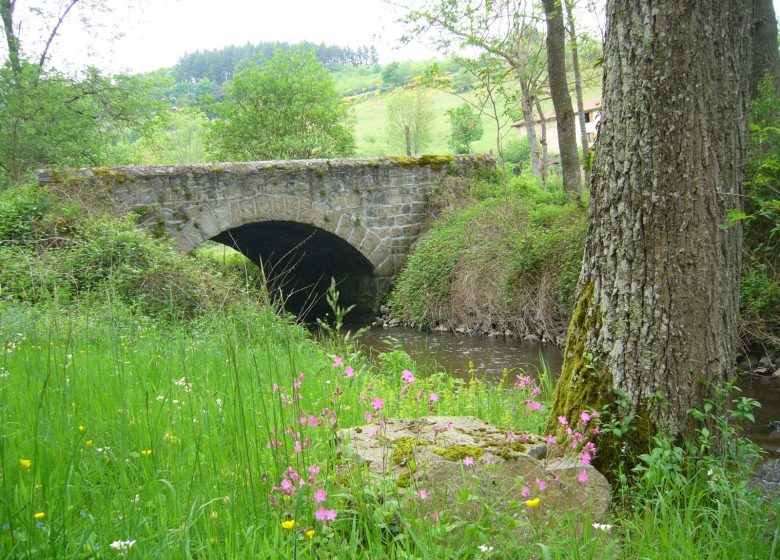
337,416 -> 611,537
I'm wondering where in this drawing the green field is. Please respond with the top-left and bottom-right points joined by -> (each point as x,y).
350,86 -> 601,157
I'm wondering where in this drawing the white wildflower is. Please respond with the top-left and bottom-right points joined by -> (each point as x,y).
109,539 -> 136,551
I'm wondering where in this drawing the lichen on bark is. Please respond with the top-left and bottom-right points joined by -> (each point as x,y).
547,282 -> 612,433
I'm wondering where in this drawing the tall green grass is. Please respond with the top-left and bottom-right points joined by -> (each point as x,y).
0,303 -> 559,558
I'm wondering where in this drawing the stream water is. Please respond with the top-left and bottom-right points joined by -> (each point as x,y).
359,326 -> 780,462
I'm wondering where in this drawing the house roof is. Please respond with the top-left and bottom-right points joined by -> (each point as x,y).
511,99 -> 601,128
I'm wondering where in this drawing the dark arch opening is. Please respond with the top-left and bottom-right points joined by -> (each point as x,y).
211,221 -> 377,322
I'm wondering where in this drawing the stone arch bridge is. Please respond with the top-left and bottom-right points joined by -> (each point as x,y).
38,155 -> 493,317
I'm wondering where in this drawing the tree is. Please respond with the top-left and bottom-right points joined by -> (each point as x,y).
541,0 -> 581,194
548,1 -> 758,464
385,87 -> 435,156
381,61 -> 406,89
399,0 -> 549,179
207,49 -> 355,161
564,0 -> 591,184
447,103 -> 484,154
0,0 -> 162,184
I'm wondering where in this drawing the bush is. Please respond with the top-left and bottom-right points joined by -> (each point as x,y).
503,138 -> 531,168
0,184 -> 260,320
0,184 -> 52,242
389,178 -> 585,339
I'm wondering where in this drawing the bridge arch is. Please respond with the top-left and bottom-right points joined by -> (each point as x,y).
37,156 -> 495,317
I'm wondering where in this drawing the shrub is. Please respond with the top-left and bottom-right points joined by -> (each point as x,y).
0,184 -> 259,320
389,179 -> 585,339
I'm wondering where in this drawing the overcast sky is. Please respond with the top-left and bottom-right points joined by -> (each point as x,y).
7,0 -> 780,75
49,0 -> 445,74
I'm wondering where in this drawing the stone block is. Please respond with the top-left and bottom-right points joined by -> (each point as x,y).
338,417 -> 611,540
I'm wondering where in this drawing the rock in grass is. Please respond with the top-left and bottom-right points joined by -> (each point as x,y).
337,416 -> 611,537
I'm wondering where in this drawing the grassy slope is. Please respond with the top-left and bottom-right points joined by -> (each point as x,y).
350,86 -> 601,157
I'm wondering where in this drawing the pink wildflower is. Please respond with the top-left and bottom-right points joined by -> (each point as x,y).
315,507 -> 337,523
558,416 -> 569,426
545,434 -> 556,445
576,469 -> 589,485
483,452 -> 495,464
463,456 -> 474,466
428,392 -> 439,403
309,415 -> 319,427
579,451 -> 592,465
370,397 -> 384,411
526,400 -> 542,411
308,465 -> 321,476
344,366 -> 355,378
536,477 -> 548,492
521,485 -> 531,498
580,411 -> 591,424
332,356 -> 343,368
364,411 -> 373,422
418,489 -> 428,500
314,489 -> 327,503
592,425 -> 601,435
294,441 -> 302,454
401,369 -> 415,384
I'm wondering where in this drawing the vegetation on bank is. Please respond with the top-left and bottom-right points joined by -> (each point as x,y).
0,172 -> 776,559
389,170 -> 585,342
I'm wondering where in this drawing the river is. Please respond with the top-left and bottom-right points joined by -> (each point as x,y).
359,326 -> 780,461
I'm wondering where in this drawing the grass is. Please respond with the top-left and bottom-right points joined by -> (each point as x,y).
350,85 -> 601,157
0,301 -> 777,559
0,302 -> 556,558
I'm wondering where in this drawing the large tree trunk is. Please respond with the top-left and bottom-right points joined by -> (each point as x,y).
564,0 -> 590,184
548,0 -> 753,461
542,0 -> 581,194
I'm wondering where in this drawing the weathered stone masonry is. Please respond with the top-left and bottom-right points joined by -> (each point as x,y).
38,155 -> 494,312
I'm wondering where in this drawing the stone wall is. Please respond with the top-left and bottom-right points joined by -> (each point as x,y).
37,155 -> 494,304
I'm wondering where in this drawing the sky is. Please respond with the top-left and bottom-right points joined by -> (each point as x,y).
7,0 -> 780,75
50,0 -> 444,74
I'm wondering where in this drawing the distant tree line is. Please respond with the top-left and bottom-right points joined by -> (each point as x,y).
175,42 -> 379,86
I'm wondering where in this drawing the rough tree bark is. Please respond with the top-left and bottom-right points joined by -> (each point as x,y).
548,0 -> 754,458
564,0 -> 590,184
541,0 -> 581,193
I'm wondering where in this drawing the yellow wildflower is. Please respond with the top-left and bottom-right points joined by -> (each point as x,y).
140,449 -> 153,456
19,459 -> 31,469
281,519 -> 295,530
78,425 -> 86,433
524,497 -> 541,508
85,440 -> 93,446
33,512 -> 45,520
306,530 -> 315,538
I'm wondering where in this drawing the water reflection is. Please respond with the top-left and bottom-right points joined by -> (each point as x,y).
359,326 -> 780,459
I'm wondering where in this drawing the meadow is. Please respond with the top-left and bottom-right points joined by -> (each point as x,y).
0,299 -> 776,559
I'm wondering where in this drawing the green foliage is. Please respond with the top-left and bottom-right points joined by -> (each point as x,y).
381,61 -> 407,89
0,184 -> 254,319
389,174 -> 585,337
741,76 -> 780,347
128,107 -> 209,164
206,48 -> 356,161
385,87 -> 436,156
0,183 -> 51,241
0,63 -> 167,184
503,138 -> 531,168
447,103 -> 484,154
